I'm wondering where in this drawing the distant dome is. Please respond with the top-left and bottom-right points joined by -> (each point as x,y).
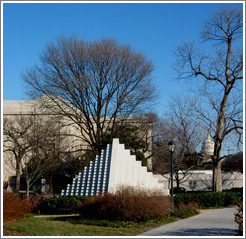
201,134 -> 214,155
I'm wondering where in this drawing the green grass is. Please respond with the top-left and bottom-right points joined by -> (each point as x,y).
3,216 -> 177,236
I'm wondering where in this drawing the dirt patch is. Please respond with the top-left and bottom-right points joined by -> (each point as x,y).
3,229 -> 33,236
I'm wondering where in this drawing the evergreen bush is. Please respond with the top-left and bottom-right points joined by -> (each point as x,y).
36,195 -> 88,214
171,202 -> 199,219
174,191 -> 241,208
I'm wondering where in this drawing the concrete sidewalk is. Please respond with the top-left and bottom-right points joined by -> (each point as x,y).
34,214 -> 80,218
138,207 -> 238,237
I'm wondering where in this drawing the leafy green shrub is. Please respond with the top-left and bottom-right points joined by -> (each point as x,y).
78,187 -> 172,222
223,192 -> 241,206
174,191 -> 240,208
36,195 -> 88,214
171,202 -> 199,219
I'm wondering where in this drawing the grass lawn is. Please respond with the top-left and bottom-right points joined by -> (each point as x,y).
3,216 -> 177,236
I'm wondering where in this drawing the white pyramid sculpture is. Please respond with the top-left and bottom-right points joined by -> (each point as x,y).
61,138 -> 168,196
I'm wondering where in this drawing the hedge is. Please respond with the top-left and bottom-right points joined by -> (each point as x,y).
35,195 -> 89,214
174,191 -> 241,208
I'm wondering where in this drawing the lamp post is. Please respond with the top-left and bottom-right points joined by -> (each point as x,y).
168,140 -> 175,209
41,178 -> 46,194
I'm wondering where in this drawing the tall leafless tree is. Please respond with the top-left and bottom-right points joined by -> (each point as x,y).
23,37 -> 156,155
174,7 -> 243,191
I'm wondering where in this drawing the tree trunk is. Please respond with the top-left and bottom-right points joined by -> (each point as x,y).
175,171 -> 180,188
15,160 -> 21,191
212,88 -> 230,192
26,179 -> 30,199
213,160 -> 222,192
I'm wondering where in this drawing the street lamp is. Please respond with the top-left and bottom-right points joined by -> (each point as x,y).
168,140 -> 175,209
41,178 -> 46,194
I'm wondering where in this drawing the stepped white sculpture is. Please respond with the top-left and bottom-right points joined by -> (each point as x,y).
61,138 -> 168,196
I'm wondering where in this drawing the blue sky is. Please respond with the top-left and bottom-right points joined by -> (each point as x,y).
2,1 -> 243,116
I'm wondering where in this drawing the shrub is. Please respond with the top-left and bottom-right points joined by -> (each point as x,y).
36,195 -> 88,214
235,200 -> 243,236
3,192 -> 41,223
171,202 -> 199,219
174,191 -> 240,208
78,187 -> 172,222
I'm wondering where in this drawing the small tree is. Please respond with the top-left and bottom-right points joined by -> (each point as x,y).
152,101 -> 201,188
3,114 -> 66,196
21,116 -> 63,197
3,116 -> 34,191
22,156 -> 47,197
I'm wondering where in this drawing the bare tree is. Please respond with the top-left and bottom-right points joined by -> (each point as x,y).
3,114 -> 66,196
168,97 -> 202,187
22,155 -> 48,198
22,116 -> 64,197
168,97 -> 201,155
152,100 -> 201,189
174,7 -> 243,191
23,37 -> 156,155
3,116 -> 34,191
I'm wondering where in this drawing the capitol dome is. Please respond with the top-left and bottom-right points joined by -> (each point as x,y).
201,134 -> 214,156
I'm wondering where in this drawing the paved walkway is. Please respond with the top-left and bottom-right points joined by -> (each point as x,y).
34,214 -> 80,218
138,207 -> 238,237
